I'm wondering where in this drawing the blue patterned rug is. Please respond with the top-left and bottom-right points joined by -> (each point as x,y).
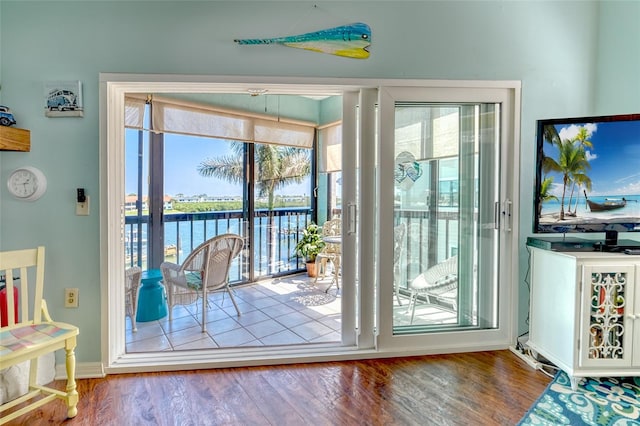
518,370 -> 640,425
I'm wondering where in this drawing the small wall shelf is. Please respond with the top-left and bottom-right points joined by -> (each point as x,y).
0,126 -> 31,151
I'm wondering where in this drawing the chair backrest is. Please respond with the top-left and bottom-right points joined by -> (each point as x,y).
320,218 -> 341,254
181,234 -> 244,291
0,246 -> 46,327
322,218 -> 341,237
125,266 -> 142,295
393,223 -> 406,266
423,255 -> 458,285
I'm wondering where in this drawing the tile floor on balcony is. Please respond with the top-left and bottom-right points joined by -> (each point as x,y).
125,273 -> 457,353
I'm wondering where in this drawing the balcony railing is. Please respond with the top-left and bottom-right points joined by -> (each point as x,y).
125,208 -> 312,283
125,208 -> 459,290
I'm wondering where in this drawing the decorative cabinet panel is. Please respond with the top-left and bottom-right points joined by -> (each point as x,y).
527,247 -> 640,389
579,265 -> 636,368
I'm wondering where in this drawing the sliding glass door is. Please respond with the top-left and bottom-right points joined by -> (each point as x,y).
375,87 -> 517,351
104,76 -> 519,370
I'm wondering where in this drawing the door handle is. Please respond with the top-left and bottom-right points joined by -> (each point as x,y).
347,203 -> 357,235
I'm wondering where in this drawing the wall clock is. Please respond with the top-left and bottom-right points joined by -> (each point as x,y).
7,166 -> 47,201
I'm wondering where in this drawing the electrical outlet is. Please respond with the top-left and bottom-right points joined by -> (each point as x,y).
65,288 -> 79,308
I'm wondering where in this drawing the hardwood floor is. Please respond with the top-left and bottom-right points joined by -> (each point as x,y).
7,350 -> 551,426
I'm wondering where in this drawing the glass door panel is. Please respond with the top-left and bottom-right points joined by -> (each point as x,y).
376,86 -> 514,350
391,103 -> 499,332
163,135 -> 249,281
252,143 -> 312,277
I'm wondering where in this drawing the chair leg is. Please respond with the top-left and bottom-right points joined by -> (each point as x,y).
201,290 -> 208,333
126,294 -> 137,332
227,287 -> 241,316
167,284 -> 173,322
395,290 -> 402,306
409,292 -> 418,324
324,255 -> 340,293
65,337 -> 79,418
132,287 -> 139,331
314,256 -> 328,283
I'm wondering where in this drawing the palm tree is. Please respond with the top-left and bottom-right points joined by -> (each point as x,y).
569,172 -> 592,215
565,127 -> 594,213
198,142 -> 311,273
538,176 -> 559,219
556,139 -> 591,220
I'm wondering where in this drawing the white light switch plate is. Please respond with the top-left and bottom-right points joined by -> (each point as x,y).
76,195 -> 90,215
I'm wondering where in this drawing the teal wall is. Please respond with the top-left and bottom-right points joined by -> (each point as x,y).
1,0 -> 636,363
594,1 -> 640,113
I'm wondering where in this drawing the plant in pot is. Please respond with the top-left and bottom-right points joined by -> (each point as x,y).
294,222 -> 325,277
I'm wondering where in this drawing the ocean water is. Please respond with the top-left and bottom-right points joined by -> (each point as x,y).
540,195 -> 640,218
127,214 -> 307,277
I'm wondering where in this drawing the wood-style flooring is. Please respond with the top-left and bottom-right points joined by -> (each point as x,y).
6,350 -> 551,426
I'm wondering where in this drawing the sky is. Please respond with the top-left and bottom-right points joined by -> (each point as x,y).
125,130 -> 311,197
542,118 -> 640,198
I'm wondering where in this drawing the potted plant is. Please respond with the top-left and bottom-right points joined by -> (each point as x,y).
294,222 -> 325,277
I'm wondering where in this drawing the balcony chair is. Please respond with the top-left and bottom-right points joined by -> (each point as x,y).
124,266 -> 142,332
314,218 -> 341,293
161,234 -> 244,333
407,255 -> 458,324
393,223 -> 407,305
0,246 -> 79,424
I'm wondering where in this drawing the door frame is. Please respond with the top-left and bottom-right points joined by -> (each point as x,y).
99,74 -> 521,373
376,85 -> 521,351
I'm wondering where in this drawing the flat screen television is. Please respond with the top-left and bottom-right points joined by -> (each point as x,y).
533,113 -> 640,251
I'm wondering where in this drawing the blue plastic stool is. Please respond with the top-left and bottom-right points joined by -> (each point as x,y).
136,269 -> 168,322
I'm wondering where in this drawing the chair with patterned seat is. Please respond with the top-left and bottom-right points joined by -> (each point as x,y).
0,246 -> 79,424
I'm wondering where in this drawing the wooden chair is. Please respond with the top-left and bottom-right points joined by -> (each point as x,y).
0,246 -> 79,424
161,234 -> 244,333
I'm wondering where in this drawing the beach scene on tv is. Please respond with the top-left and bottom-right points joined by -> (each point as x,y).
535,117 -> 640,233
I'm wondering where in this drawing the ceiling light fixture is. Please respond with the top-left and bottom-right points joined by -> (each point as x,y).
247,88 -> 268,97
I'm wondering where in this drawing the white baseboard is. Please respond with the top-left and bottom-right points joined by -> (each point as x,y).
55,362 -> 105,380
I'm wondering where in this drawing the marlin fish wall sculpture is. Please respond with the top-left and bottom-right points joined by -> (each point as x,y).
234,22 -> 371,59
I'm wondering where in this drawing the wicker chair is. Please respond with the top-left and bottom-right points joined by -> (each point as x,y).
393,223 -> 407,305
124,266 -> 142,332
314,218 -> 341,292
407,255 -> 458,324
161,234 -> 244,333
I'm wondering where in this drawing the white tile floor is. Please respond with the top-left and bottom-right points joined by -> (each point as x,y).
126,273 -> 342,352
125,273 -> 457,353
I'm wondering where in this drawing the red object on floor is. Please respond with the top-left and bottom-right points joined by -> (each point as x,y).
0,285 -> 19,326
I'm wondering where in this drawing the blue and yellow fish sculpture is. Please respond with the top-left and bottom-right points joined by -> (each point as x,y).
234,22 -> 371,59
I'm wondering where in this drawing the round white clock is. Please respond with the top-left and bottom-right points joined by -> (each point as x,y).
7,166 -> 47,201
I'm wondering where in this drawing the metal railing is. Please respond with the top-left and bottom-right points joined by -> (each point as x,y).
124,207 -> 459,288
125,208 -> 313,283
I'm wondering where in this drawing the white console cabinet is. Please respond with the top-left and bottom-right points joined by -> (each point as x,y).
527,247 -> 640,389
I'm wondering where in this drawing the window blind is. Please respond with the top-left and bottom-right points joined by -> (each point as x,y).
124,94 -> 315,149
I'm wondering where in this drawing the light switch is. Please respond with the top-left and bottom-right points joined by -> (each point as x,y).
76,195 -> 90,215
